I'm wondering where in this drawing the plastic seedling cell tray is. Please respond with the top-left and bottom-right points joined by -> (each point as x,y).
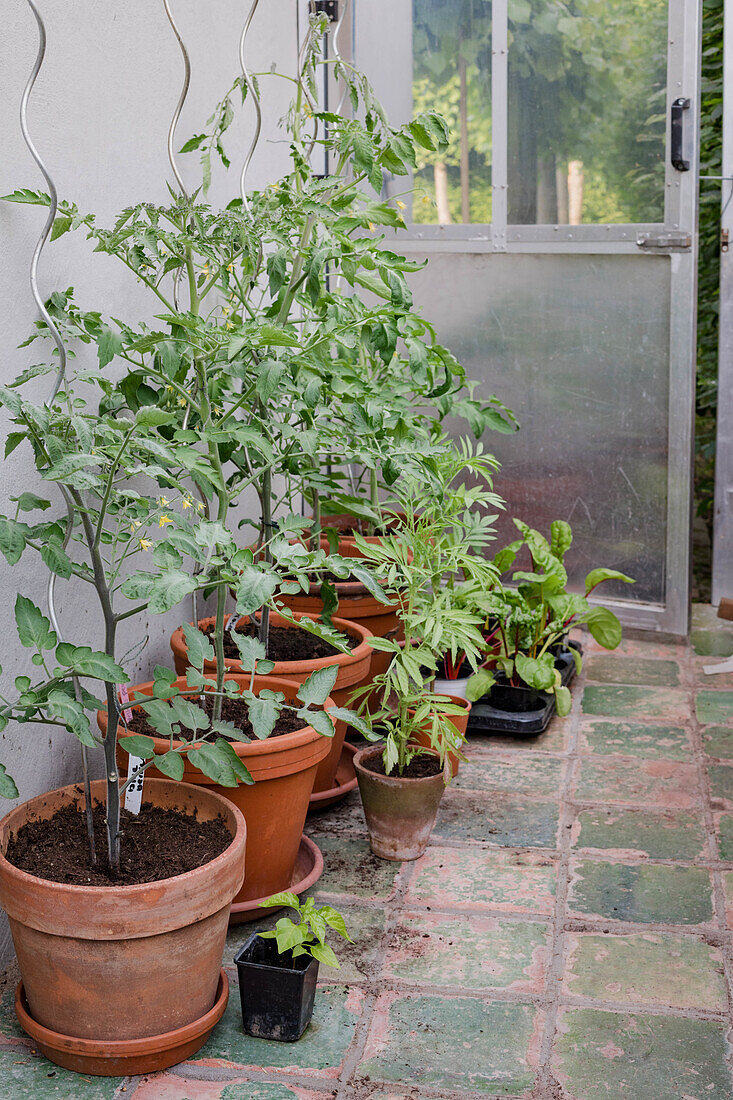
466,642 -> 582,738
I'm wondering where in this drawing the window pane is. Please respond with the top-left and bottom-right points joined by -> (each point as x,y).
507,0 -> 668,225
411,0 -> 493,224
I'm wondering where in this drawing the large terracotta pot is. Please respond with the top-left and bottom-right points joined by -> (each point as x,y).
409,695 -> 472,778
103,674 -> 330,908
0,778 -> 245,1075
169,612 -> 371,795
354,745 -> 445,861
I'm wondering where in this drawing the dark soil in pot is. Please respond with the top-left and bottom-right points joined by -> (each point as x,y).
4,798 -> 232,887
360,753 -> 443,780
125,693 -> 307,742
207,620 -> 358,662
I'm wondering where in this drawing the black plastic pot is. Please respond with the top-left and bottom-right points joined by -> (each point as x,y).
234,933 -> 319,1042
467,680 -> 555,737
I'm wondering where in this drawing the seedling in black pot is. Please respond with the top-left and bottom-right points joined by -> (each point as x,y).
234,892 -> 352,1042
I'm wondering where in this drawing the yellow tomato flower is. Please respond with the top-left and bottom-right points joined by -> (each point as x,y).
158,515 -> 173,528
158,496 -> 170,507
178,397 -> 187,407
182,496 -> 193,510
396,200 -> 406,210
138,538 -> 153,551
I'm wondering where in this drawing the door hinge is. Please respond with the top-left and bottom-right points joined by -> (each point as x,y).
636,232 -> 692,251
722,228 -> 730,253
313,0 -> 339,19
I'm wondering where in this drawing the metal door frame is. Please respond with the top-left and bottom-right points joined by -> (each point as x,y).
349,0 -> 702,634
712,0 -> 733,606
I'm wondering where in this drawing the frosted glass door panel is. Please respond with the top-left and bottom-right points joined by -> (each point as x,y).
410,253 -> 670,603
507,0 -> 668,224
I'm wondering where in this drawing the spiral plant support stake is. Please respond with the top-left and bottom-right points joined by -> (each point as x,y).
162,0 -> 191,314
238,0 -> 262,211
20,0 -> 96,858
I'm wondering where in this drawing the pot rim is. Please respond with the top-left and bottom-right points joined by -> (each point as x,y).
0,777 -> 245,906
101,673 -> 335,760
171,610 -> 372,675
234,932 -> 318,975
353,743 -> 444,786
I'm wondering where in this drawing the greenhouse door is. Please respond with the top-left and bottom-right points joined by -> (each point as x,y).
351,0 -> 701,635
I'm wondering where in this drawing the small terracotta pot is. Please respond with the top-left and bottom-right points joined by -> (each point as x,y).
169,611 -> 372,795
0,778 -> 245,1074
409,695 -> 472,777
353,744 -> 445,861
102,674 -> 330,906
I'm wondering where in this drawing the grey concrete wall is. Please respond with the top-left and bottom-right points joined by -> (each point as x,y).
0,0 -> 298,968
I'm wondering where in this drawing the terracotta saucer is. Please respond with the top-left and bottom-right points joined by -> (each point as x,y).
308,742 -> 358,811
228,835 -> 324,924
15,970 -> 228,1076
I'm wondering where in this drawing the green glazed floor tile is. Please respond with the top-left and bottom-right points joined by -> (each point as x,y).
132,1078 -> 336,1100
692,629 -> 733,657
579,720 -> 691,760
697,691 -> 733,725
383,911 -> 550,992
722,871 -> 733,928
0,1050 -> 122,1099
704,725 -> 733,758
359,993 -> 540,1094
190,983 -> 362,1078
466,718 -> 569,754
574,756 -> 697,809
553,1008 -> 733,1099
406,847 -> 557,915
572,808 -> 706,860
692,603 -> 724,629
434,790 -> 560,848
716,814 -> 733,861
581,685 -> 689,722
567,861 -> 713,925
305,793 -> 366,838
453,753 -> 564,796
708,763 -> 733,807
585,656 -> 680,686
304,837 -> 404,900
564,931 -> 727,1011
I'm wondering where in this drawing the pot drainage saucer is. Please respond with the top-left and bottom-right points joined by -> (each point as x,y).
15,970 -> 228,1076
308,742 -> 357,811
228,834 -> 324,924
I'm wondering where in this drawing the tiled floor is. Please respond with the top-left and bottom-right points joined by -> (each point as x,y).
2,605 -> 733,1098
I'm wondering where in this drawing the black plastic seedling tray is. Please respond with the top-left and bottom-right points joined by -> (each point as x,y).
466,642 -> 582,738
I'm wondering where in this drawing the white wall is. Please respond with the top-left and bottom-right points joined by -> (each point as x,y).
0,0 -> 299,968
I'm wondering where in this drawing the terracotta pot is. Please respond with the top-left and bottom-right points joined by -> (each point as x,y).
0,778 -> 245,1074
170,612 -> 371,795
103,674 -> 330,906
353,744 -> 445,861
409,695 -> 472,777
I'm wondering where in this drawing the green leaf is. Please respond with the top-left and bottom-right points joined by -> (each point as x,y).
55,643 -> 127,682
585,568 -> 635,593
154,750 -> 185,780
135,408 -> 176,427
296,707 -> 333,738
15,594 -> 56,651
97,326 -> 123,368
140,697 -> 177,737
169,695 -> 209,732
310,942 -> 340,968
234,565 -> 278,615
229,631 -> 266,673
14,492 -> 50,513
40,542 -> 73,579
245,694 -> 279,739
349,565 -> 390,605
584,606 -> 623,650
259,890 -> 300,910
256,324 -> 299,348
515,653 -> 556,691
320,906 -> 352,940
188,739 -> 253,787
179,133 -> 207,153
0,764 -> 19,799
328,707 -> 371,738
118,734 -> 156,758
554,685 -> 572,717
0,518 -> 26,564
183,622 -> 214,672
1,188 -> 52,205
466,668 -> 495,702
46,691 -> 95,747
550,520 -> 573,561
297,664 -> 339,707
148,570 -> 198,615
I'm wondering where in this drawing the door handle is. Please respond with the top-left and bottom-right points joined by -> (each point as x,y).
671,97 -> 691,171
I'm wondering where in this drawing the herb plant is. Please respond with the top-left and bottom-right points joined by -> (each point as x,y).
258,892 -> 352,969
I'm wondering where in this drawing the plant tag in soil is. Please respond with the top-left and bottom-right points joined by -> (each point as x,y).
118,683 -> 133,723
125,755 -> 145,815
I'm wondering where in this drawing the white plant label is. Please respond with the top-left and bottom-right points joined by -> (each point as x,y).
125,756 -> 145,816
119,684 -> 142,814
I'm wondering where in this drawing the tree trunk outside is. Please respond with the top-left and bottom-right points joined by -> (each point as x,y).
556,162 -> 569,223
568,159 -> 584,224
536,155 -> 557,223
434,162 -> 453,224
459,54 -> 470,223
